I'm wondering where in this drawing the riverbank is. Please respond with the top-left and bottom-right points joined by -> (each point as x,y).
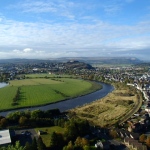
0,82 -> 8,88
0,81 -> 102,113
0,78 -> 102,111
69,82 -> 142,127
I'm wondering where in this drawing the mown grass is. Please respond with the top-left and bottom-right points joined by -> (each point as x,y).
9,78 -> 62,86
34,126 -> 65,147
0,86 -> 18,110
0,77 -> 101,111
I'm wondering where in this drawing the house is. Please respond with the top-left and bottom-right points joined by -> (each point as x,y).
95,140 -> 103,149
0,129 -> 11,147
145,107 -> 150,113
116,129 -> 130,138
124,138 -> 147,150
95,140 -> 110,149
130,132 -> 139,140
116,129 -> 139,140
37,130 -> 47,136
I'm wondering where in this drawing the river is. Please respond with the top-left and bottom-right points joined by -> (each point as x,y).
0,82 -> 8,88
0,82 -> 114,116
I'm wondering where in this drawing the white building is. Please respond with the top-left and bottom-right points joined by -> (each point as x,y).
0,129 -> 11,146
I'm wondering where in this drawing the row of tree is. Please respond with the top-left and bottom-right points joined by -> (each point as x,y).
0,73 -> 10,82
0,109 -> 65,128
12,87 -> 21,106
0,109 -> 95,149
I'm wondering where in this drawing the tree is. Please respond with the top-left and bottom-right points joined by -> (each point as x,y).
19,116 -> 28,126
74,137 -> 82,147
1,141 -> 26,150
88,74 -> 94,80
146,137 -> 150,147
63,141 -> 74,150
6,111 -> 25,122
50,132 -> 64,149
0,118 -> 8,128
31,137 -> 38,150
109,129 -> 118,138
50,132 -> 58,148
24,109 -> 31,118
25,142 -> 32,150
74,137 -> 89,148
37,136 -> 46,150
81,138 -> 89,147
64,119 -> 78,141
139,134 -> 147,143
83,145 -> 92,150
31,110 -> 44,119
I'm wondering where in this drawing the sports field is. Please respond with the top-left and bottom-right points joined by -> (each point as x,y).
0,76 -> 101,111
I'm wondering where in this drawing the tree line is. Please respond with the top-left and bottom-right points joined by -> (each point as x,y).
0,108 -> 96,150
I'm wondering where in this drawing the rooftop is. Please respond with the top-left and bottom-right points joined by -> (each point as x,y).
0,129 -> 11,146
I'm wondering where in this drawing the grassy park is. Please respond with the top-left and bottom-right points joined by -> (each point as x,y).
70,83 -> 143,127
0,75 -> 101,111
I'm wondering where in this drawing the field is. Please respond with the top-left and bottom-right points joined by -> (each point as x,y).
35,126 -> 65,147
0,75 -> 101,111
25,73 -> 74,78
69,83 -> 142,127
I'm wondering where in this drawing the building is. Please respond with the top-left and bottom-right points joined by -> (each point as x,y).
0,129 -> 11,147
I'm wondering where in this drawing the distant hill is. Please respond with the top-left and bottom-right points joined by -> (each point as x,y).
53,57 -> 143,65
0,57 -> 143,65
0,59 -> 53,64
65,60 -> 94,70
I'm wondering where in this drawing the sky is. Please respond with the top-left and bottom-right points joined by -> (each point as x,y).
0,0 -> 150,60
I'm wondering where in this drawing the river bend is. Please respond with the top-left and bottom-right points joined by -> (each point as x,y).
0,82 -> 114,116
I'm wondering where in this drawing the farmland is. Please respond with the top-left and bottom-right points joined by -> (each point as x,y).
0,75 -> 101,111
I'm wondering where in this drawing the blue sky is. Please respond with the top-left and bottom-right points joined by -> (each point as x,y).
0,0 -> 150,60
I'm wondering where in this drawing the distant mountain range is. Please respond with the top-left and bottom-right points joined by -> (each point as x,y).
0,57 -> 144,65
51,57 -> 143,65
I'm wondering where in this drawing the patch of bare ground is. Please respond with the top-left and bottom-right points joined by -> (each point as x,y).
69,83 -> 142,127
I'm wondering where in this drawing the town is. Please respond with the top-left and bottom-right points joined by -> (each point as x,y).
0,59 -> 150,150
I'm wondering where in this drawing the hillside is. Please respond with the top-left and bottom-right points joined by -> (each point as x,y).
0,57 -> 143,65
55,57 -> 143,65
64,60 -> 94,70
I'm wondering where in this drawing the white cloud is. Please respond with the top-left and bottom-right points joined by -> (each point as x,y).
0,1 -> 150,60
13,49 -> 20,53
21,1 -> 57,13
23,48 -> 33,53
9,0 -> 76,20
0,18 -> 149,55
103,4 -> 122,15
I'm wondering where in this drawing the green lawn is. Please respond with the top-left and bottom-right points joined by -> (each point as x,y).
35,126 -> 65,147
0,77 -> 101,111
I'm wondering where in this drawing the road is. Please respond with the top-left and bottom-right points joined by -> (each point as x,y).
119,93 -> 142,124
14,129 -> 38,146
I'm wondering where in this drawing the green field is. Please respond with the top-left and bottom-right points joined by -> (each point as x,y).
25,73 -> 75,78
0,76 -> 101,111
35,126 -> 65,147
